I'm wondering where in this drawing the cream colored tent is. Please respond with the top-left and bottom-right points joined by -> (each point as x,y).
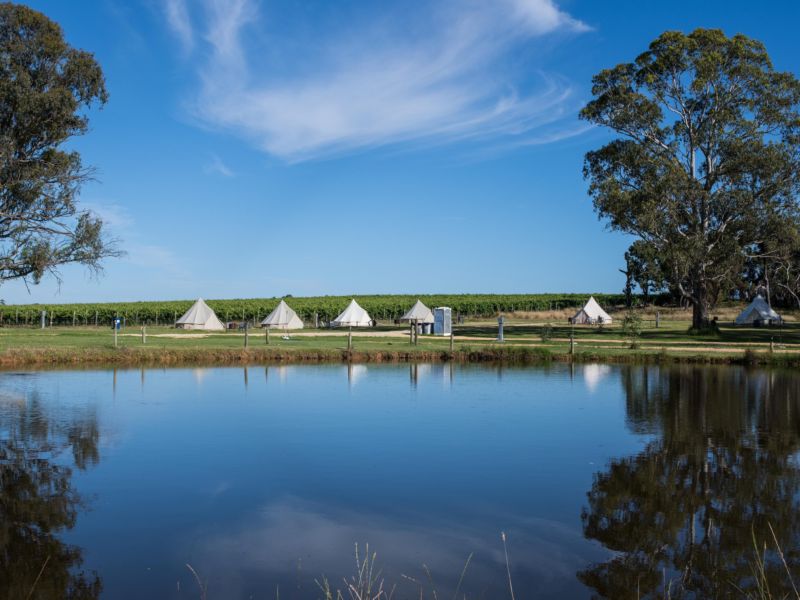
572,296 -> 612,325
261,300 -> 304,330
735,296 -> 782,326
399,300 -> 434,324
332,299 -> 372,327
176,298 -> 225,330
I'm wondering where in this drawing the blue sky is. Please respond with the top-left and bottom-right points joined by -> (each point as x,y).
7,0 -> 799,304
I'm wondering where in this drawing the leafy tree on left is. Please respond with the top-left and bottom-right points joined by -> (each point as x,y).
0,3 -> 118,287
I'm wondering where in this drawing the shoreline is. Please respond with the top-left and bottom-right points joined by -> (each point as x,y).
0,345 -> 796,369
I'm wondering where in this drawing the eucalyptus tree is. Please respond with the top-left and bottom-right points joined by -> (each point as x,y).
581,29 -> 800,329
0,3 -> 117,287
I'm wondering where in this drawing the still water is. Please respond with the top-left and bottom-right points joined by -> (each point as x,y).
1,363 -> 798,599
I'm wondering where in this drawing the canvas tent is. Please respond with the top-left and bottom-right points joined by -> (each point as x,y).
261,300 -> 304,330
399,300 -> 434,324
332,299 -> 372,327
572,296 -> 612,325
735,296 -> 782,326
176,298 -> 225,331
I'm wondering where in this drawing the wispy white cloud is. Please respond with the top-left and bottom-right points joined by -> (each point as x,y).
204,153 -> 236,177
164,0 -> 590,162
164,0 -> 193,53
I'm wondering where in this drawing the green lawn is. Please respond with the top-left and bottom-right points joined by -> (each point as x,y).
0,318 -> 796,357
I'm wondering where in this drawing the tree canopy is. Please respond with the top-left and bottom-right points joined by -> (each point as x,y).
0,2 -> 117,288
581,29 -> 800,328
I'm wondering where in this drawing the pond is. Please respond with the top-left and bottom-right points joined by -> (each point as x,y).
1,363 -> 798,599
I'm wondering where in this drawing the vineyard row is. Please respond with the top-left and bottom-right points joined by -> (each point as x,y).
0,293 -> 631,327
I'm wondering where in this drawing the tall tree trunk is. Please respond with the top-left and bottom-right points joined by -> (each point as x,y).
692,278 -> 710,330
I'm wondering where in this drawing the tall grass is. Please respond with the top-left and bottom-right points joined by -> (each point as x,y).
734,523 -> 800,600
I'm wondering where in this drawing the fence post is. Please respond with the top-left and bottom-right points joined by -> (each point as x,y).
244,324 -> 249,348
450,332 -> 454,352
142,325 -> 146,345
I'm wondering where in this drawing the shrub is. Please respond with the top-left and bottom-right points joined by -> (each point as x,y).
622,311 -> 643,349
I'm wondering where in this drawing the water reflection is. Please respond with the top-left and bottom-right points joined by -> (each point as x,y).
346,363 -> 368,387
3,364 -> 799,599
580,366 -> 800,598
582,363 -> 611,393
192,368 -> 211,386
409,363 -> 455,389
187,497 -> 594,599
0,390 -> 102,599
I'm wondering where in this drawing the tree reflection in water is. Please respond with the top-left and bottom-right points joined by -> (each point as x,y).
0,391 -> 101,599
580,366 -> 800,599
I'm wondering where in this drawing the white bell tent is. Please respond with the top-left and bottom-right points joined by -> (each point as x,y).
399,300 -> 434,324
332,299 -> 373,327
572,296 -> 613,325
176,298 -> 225,331
261,300 -> 304,330
735,296 -> 782,326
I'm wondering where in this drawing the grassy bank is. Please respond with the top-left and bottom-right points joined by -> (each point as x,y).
0,319 -> 798,368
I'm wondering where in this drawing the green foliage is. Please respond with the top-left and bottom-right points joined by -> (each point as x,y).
624,240 -> 670,304
581,29 -> 800,329
621,311 -> 643,348
0,293 -> 628,327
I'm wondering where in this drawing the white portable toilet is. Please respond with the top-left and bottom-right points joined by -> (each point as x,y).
433,307 -> 452,335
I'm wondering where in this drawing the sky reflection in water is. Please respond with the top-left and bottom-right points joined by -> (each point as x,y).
0,363 -> 797,599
